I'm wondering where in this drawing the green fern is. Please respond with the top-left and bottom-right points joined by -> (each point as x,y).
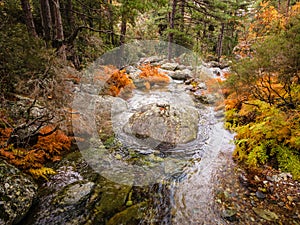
275,145 -> 300,180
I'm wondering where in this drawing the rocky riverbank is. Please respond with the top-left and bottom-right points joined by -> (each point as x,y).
213,150 -> 300,224
1,51 -> 299,225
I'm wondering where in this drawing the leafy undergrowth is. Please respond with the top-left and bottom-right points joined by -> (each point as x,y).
138,64 -> 170,89
0,125 -> 72,179
225,101 -> 300,180
223,3 -> 300,180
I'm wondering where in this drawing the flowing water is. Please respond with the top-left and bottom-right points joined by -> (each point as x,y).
107,81 -> 235,224
23,73 -> 235,225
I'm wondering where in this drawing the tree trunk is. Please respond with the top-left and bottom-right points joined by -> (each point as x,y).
168,0 -> 177,61
51,0 -> 66,60
107,0 -> 115,45
216,23 -> 225,62
52,0 -> 64,41
180,0 -> 185,32
40,0 -> 52,41
66,0 -> 75,29
286,0 -> 290,16
119,14 -> 127,67
120,16 -> 127,46
20,0 -> 37,37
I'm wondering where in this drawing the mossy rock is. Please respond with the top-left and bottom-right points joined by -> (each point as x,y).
106,202 -> 148,225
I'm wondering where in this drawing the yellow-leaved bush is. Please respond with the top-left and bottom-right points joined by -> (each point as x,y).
224,4 -> 300,179
225,100 -> 300,180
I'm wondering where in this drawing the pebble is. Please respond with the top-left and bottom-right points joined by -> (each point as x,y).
255,191 -> 266,199
278,202 -> 285,207
254,175 -> 260,182
266,175 -> 274,182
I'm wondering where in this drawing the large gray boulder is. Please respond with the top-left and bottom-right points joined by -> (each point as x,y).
0,159 -> 38,225
123,103 -> 199,146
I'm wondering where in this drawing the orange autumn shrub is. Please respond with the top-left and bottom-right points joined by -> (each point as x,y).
107,69 -> 135,96
138,64 -> 170,89
95,65 -> 135,97
0,125 -> 72,179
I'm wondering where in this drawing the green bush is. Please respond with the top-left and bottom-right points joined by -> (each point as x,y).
227,100 -> 300,179
0,24 -> 52,95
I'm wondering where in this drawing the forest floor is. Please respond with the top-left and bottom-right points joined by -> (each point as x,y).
212,150 -> 300,225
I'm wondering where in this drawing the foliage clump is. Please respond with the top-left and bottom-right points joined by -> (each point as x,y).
0,125 -> 72,179
96,66 -> 135,97
226,101 -> 300,179
224,3 -> 300,179
138,64 -> 170,89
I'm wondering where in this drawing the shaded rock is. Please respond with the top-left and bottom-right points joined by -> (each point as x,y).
125,66 -> 142,80
194,92 -> 218,104
123,103 -> 199,146
171,69 -> 193,80
95,184 -> 131,214
253,207 -> 279,221
73,94 -> 128,144
0,159 -> 38,225
222,209 -> 238,222
208,61 -> 221,68
255,191 -> 266,199
160,62 -> 179,71
157,68 -> 175,77
54,181 -> 95,206
95,96 -> 128,141
177,64 -> 187,70
20,151 -> 135,225
106,202 -> 148,225
205,60 -> 230,69
198,82 -> 207,90
214,111 -> 224,118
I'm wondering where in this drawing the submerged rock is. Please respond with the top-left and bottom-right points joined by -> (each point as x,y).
0,159 -> 38,225
106,202 -> 148,225
95,95 -> 128,141
123,103 -> 199,147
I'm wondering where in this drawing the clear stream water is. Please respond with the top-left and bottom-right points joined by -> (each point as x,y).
22,73 -> 235,225
108,81 -> 235,224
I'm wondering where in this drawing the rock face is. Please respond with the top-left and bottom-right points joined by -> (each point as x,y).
123,103 -> 199,146
0,159 -> 38,225
19,151 -> 147,225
